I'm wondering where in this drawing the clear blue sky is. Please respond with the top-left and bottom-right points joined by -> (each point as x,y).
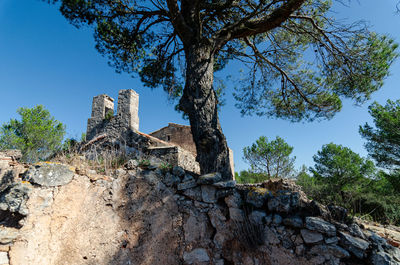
0,0 -> 399,172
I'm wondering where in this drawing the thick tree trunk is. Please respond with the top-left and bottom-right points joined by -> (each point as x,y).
179,44 -> 233,180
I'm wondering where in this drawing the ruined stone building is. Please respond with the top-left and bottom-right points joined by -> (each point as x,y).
85,89 -> 234,175
149,123 -> 235,175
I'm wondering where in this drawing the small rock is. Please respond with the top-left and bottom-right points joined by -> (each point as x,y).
334,221 -> 349,231
125,159 -> 138,169
177,180 -> 197,191
182,174 -> 194,182
283,216 -> 303,228
249,211 -> 266,225
0,227 -> 18,244
224,192 -> 242,208
369,232 -> 387,246
0,245 -> 9,252
201,185 -> 217,203
385,245 -> 400,262
87,169 -> 97,175
246,188 -> 271,208
268,194 -> 290,213
295,244 -> 305,255
265,214 -> 272,225
183,187 -> 202,201
300,229 -> 323,244
183,248 -> 210,264
339,231 -> 369,259
0,181 -> 32,218
114,168 -> 126,177
75,167 -> 87,176
282,237 -> 295,249
326,245 -> 350,258
197,172 -> 222,185
264,227 -> 280,245
172,166 -> 185,177
308,244 -> 327,255
327,205 -> 348,223
194,201 -> 210,211
305,217 -> 336,236
164,172 -> 180,187
0,252 -> 9,264
272,214 -> 282,225
349,223 -> 366,239
147,164 -> 158,170
229,208 -> 244,222
216,189 -> 234,199
294,234 -> 303,245
325,237 -> 339,245
208,207 -> 226,229
370,250 -> 392,265
212,180 -> 236,188
23,163 -> 74,187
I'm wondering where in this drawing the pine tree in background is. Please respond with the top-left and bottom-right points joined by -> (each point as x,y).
0,105 -> 66,162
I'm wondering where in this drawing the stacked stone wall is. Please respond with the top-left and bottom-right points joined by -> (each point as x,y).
0,151 -> 399,265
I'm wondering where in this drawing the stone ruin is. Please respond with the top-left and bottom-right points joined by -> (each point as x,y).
87,89 -> 139,141
84,89 -> 234,175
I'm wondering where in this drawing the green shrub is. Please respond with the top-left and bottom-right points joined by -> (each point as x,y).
138,159 -> 150,169
159,162 -> 173,174
235,170 -> 270,184
105,109 -> 114,121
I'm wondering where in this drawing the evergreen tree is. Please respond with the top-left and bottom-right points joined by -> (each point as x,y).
44,0 -> 398,178
243,136 -> 296,178
0,105 -> 66,162
360,100 -> 400,169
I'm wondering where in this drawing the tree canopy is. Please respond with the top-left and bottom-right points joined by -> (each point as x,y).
45,0 -> 398,178
0,105 -> 66,162
243,136 -> 296,178
310,143 -> 375,193
360,100 -> 400,170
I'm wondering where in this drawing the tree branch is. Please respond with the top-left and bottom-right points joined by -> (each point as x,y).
166,0 -> 193,43
244,37 -> 322,110
213,0 -> 306,48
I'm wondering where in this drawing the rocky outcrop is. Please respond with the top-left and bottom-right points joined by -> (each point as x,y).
0,151 -> 399,265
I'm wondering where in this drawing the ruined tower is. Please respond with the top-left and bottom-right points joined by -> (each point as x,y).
117,89 -> 139,132
86,94 -> 114,140
86,89 -> 139,141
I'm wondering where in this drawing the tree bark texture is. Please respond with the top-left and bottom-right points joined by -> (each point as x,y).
180,44 -> 233,180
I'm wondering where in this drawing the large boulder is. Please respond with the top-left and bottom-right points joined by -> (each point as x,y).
23,163 -> 74,187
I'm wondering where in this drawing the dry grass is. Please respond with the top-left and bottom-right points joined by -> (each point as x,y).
52,137 -> 131,175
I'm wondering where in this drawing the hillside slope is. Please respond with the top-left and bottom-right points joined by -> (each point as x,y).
0,151 -> 399,265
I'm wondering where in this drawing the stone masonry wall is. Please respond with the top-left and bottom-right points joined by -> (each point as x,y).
150,123 -> 197,155
0,151 -> 400,265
